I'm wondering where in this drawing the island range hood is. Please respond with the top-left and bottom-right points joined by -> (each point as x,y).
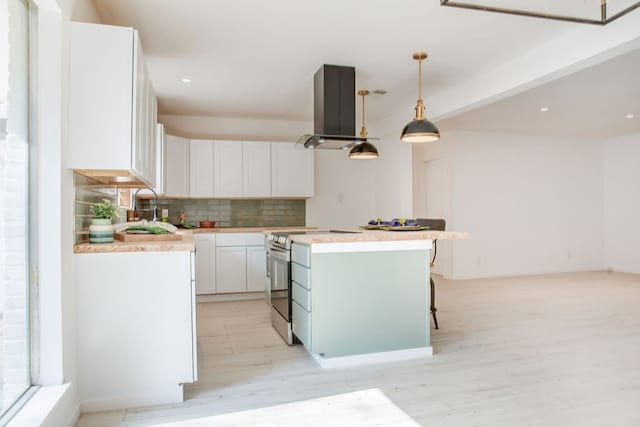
297,64 -> 377,150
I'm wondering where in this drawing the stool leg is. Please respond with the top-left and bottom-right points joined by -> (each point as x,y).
430,276 -> 439,329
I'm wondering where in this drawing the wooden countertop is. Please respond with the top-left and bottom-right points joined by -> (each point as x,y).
290,229 -> 468,245
74,232 -> 195,253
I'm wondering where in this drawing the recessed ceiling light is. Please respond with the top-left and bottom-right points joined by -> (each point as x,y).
181,77 -> 192,83
625,113 -> 635,119
540,106 -> 549,112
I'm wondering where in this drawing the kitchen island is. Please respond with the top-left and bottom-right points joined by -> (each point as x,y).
288,229 -> 466,368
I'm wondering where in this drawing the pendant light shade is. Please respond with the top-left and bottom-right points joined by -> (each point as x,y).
401,52 -> 440,143
349,141 -> 379,159
349,90 -> 379,159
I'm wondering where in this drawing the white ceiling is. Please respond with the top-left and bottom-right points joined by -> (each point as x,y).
439,47 -> 640,139
92,0 -> 582,123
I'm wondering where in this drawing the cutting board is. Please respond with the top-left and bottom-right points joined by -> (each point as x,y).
114,231 -> 182,242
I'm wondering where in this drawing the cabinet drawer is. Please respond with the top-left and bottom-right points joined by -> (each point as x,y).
215,232 -> 264,246
291,262 -> 311,290
292,281 -> 311,311
292,300 -> 311,348
291,243 -> 310,267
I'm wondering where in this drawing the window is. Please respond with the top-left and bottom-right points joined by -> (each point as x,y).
0,0 -> 31,418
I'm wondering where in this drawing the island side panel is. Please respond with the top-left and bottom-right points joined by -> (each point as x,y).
309,248 -> 429,358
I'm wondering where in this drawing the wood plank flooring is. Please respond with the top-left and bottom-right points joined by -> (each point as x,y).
77,271 -> 640,426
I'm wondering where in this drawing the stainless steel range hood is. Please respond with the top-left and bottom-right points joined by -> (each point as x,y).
297,64 -> 376,150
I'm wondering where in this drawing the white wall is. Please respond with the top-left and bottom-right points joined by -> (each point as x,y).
305,150 -> 375,228
603,133 -> 640,274
370,127 -> 414,221
420,130 -> 604,279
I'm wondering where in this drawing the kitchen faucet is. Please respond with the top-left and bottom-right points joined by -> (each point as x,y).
132,188 -> 159,222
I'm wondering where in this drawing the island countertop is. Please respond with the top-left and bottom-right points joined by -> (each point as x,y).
289,229 -> 468,245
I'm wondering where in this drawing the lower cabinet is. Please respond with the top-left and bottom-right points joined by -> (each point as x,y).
292,300 -> 311,347
247,246 -> 266,292
194,234 -> 216,295
194,232 -> 266,295
291,243 -> 312,349
215,246 -> 247,293
75,250 -> 196,407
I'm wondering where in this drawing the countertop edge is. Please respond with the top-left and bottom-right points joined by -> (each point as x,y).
74,233 -> 196,254
290,230 -> 469,245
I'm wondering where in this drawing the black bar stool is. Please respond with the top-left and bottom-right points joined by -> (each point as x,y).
414,218 -> 446,329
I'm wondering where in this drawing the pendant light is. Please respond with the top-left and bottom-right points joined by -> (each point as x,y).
349,90 -> 379,159
401,52 -> 440,143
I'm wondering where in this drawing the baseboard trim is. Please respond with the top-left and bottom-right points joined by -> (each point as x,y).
310,346 -> 433,369
197,292 -> 264,303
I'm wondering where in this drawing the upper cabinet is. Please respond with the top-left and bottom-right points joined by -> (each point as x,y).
68,22 -> 157,186
189,139 -> 215,197
243,142 -> 272,197
154,123 -> 166,196
184,140 -> 287,198
271,142 -> 314,197
163,138 -> 313,199
165,135 -> 190,197
213,140 -> 244,197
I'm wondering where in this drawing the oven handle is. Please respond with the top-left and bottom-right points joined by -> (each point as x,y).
268,247 -> 290,262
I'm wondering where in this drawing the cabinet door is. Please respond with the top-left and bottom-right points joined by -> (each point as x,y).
165,135 -> 190,197
68,23 -> 134,170
215,247 -> 247,293
246,246 -> 266,292
143,77 -> 157,188
194,234 -> 216,295
154,123 -> 165,195
213,140 -> 243,197
271,142 -> 314,197
189,139 -> 215,197
243,142 -> 271,197
131,31 -> 146,182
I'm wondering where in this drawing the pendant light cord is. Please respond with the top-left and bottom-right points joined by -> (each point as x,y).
418,57 -> 423,101
358,90 -> 369,138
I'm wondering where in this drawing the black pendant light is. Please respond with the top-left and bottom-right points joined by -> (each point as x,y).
401,52 -> 440,143
349,90 -> 379,159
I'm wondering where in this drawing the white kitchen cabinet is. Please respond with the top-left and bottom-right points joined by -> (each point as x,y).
215,247 -> 247,293
190,139 -> 215,197
165,135 -> 190,197
271,142 -> 314,197
194,234 -> 216,295
247,246 -> 267,292
75,250 -> 196,409
68,22 -> 157,186
243,142 -> 271,197
195,232 -> 266,295
213,140 -> 244,197
154,123 -> 165,195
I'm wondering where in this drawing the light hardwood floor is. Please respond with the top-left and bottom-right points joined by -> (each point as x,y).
77,271 -> 640,426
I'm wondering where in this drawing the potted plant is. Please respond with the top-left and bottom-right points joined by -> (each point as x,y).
89,199 -> 119,243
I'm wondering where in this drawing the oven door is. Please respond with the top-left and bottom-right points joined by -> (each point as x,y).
269,246 -> 290,322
